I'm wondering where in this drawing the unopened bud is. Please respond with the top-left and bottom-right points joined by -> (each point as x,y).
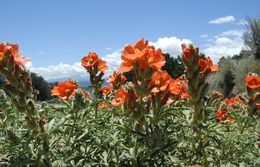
8,55 -> 14,64
25,116 -> 35,129
4,83 -> 16,96
99,71 -> 104,78
39,116 -> 47,132
11,65 -> 19,80
18,91 -> 25,99
43,140 -> 49,153
27,100 -> 35,114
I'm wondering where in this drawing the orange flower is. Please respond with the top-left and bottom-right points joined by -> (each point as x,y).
245,75 -> 260,90
100,86 -> 111,95
98,101 -> 109,109
224,97 -> 244,106
81,52 -> 108,72
97,59 -> 108,72
0,42 -> 31,68
169,76 -> 189,99
108,71 -> 126,89
142,48 -> 165,70
198,57 -> 219,74
120,38 -> 165,72
112,88 -> 129,106
181,43 -> 198,61
51,80 -> 78,100
215,108 -> 236,123
256,103 -> 260,108
150,71 -> 172,93
120,39 -> 147,72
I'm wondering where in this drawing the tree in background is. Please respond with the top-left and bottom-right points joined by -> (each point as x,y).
207,17 -> 260,97
207,57 -> 236,97
243,18 -> 260,59
30,72 -> 52,101
162,54 -> 184,79
221,70 -> 235,97
0,73 -> 52,101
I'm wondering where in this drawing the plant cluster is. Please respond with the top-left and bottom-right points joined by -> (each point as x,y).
0,40 -> 260,166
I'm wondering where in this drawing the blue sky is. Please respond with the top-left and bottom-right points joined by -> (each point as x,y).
1,0 -> 260,81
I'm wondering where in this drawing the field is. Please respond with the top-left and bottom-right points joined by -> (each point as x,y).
0,39 -> 260,167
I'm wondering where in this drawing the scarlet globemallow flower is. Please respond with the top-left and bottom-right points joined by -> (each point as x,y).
150,71 -> 172,93
120,39 -> 147,72
81,52 -> 108,72
181,43 -> 198,61
198,57 -> 219,74
245,75 -> 260,90
100,86 -> 111,95
120,38 -> 165,72
168,76 -> 189,99
51,80 -> 78,100
256,103 -> 260,108
142,48 -> 165,70
0,42 -> 31,68
215,108 -> 236,123
112,88 -> 129,106
224,97 -> 244,106
108,71 -> 126,88
98,101 -> 109,109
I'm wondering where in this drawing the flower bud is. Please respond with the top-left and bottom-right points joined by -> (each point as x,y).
39,115 -> 47,132
14,64 -> 20,76
27,100 -> 35,114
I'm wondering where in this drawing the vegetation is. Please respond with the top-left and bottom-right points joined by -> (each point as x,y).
0,37 -> 260,167
208,18 -> 260,97
243,18 -> 260,59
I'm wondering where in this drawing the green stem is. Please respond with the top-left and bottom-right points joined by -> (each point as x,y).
67,109 -> 78,145
240,117 -> 250,134
95,101 -> 98,119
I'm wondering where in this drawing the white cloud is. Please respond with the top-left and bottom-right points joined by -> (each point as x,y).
203,30 -> 245,63
150,36 -> 192,57
28,62 -> 87,81
200,34 -> 209,38
101,51 -> 121,77
237,19 -> 247,25
208,16 -> 235,24
27,51 -> 122,81
217,30 -> 244,38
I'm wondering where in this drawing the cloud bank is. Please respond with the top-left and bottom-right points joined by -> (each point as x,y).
203,29 -> 245,63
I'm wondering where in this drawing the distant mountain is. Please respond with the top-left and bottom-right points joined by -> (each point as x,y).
47,76 -> 88,83
78,81 -> 91,89
47,77 -> 108,91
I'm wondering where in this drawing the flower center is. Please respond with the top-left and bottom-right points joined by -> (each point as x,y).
65,89 -> 71,95
148,57 -> 154,63
88,58 -> 94,64
155,80 -> 161,86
